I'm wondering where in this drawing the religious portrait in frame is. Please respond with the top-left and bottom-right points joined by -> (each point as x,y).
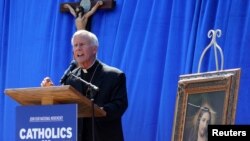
171,68 -> 241,141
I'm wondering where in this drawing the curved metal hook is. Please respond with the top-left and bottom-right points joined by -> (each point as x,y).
198,29 -> 224,73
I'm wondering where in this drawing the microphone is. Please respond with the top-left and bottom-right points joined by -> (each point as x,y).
60,60 -> 77,84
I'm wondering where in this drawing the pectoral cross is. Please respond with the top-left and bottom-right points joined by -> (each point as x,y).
60,0 -> 116,31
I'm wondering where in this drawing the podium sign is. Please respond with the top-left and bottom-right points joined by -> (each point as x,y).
16,104 -> 77,141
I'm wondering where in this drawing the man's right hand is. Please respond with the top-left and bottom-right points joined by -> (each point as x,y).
40,77 -> 54,87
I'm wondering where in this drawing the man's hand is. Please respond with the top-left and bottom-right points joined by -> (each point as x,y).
40,77 -> 54,87
97,1 -> 104,6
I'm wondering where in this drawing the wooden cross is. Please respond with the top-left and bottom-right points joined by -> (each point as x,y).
60,0 -> 116,31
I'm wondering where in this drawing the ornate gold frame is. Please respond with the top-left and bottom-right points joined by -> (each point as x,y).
171,68 -> 241,141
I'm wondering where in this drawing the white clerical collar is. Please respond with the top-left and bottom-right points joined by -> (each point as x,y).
82,69 -> 88,73
82,60 -> 96,73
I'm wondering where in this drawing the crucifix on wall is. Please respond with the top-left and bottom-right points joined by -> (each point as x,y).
60,0 -> 116,31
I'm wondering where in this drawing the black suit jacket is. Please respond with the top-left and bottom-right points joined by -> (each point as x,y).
65,60 -> 128,141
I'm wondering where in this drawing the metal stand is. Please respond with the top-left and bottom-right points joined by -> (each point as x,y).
90,93 -> 96,141
70,73 -> 99,141
86,86 -> 98,141
198,29 -> 224,73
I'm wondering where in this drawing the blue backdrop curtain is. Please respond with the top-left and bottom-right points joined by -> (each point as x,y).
1,0 -> 250,140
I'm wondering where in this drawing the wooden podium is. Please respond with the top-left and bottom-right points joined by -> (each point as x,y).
4,85 -> 106,118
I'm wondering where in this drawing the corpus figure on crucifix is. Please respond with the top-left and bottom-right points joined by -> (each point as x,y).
63,0 -> 103,30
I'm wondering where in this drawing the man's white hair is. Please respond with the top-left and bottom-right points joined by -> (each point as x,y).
71,30 -> 99,47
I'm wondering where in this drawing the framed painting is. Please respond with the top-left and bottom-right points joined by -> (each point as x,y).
171,68 -> 241,141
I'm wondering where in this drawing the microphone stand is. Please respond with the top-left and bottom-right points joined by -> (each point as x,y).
70,73 -> 99,141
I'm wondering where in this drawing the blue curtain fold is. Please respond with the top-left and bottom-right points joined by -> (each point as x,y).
1,0 -> 250,140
